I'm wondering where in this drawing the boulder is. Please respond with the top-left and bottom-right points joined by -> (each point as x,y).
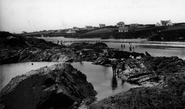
0,63 -> 97,109
89,87 -> 184,109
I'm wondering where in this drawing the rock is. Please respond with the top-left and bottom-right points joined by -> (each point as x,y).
145,51 -> 152,57
0,34 -> 72,64
93,56 -> 111,66
89,87 -> 184,109
69,42 -> 108,50
89,56 -> 185,109
117,57 -> 185,86
0,63 -> 97,109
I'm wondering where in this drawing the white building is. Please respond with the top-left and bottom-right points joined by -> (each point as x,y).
117,21 -> 125,27
118,27 -> 128,32
160,20 -> 173,26
117,21 -> 128,32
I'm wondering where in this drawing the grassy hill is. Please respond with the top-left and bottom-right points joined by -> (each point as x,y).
19,24 -> 185,41
84,28 -> 117,35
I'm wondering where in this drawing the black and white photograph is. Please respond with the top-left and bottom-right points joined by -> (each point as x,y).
0,0 -> 185,108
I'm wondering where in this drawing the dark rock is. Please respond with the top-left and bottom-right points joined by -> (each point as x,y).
117,57 -> 185,86
69,42 -> 108,50
145,51 -> 152,57
89,87 -> 184,109
0,63 -> 97,109
93,56 -> 111,66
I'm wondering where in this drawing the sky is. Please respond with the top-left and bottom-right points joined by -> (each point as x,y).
0,0 -> 185,33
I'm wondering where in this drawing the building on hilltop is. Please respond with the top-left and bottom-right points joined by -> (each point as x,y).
117,21 -> 125,27
117,21 -> 128,32
118,27 -> 128,32
160,20 -> 173,26
99,24 -> 106,28
85,26 -> 94,30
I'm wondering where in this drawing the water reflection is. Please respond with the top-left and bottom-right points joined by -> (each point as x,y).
103,66 -> 109,80
111,75 -> 118,90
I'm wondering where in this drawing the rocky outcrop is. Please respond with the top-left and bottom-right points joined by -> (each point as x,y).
93,56 -> 111,66
0,34 -> 110,64
69,42 -> 108,50
89,56 -> 185,109
0,47 -> 75,64
90,73 -> 185,109
122,56 -> 185,86
0,35 -> 76,64
0,33 -> 145,65
0,63 -> 97,109
89,87 -> 184,109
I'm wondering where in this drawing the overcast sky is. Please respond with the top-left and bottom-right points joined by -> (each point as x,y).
0,0 -> 185,33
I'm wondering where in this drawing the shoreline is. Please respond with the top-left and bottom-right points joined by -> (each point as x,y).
38,37 -> 185,48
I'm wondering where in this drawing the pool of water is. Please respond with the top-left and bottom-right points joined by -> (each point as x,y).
0,62 -> 136,100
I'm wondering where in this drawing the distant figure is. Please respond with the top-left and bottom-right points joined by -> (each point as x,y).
31,63 -> 34,65
129,46 -> 132,52
124,45 -> 125,49
79,51 -> 83,62
132,46 -> 134,52
111,59 -> 118,76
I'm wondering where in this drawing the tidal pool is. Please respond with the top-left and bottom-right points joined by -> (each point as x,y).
0,62 -> 136,100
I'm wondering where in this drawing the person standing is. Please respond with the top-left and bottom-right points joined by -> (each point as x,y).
111,59 -> 118,76
121,44 -> 123,50
129,46 -> 132,52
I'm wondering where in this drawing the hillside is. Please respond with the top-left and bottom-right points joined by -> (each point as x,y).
149,25 -> 185,41
84,28 -> 117,35
19,24 -> 185,41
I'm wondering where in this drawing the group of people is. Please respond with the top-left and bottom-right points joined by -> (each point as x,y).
120,43 -> 137,52
55,40 -> 66,45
